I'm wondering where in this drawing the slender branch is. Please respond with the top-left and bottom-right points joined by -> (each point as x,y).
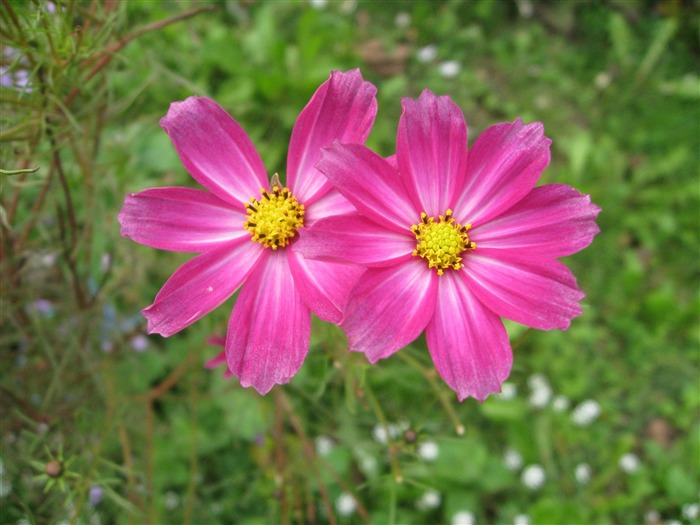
64,4 -> 220,106
135,358 -> 192,402
276,389 -> 337,525
15,165 -> 55,253
273,392 -> 289,525
119,422 -> 143,512
145,400 -> 156,524
363,378 -> 403,483
183,371 -> 199,525
398,351 -> 465,435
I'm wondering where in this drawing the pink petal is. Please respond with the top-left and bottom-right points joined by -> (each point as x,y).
206,334 -> 226,347
204,350 -> 234,378
160,97 -> 268,207
471,184 -> 601,257
118,187 -> 248,252
295,215 -> 415,267
226,251 -> 311,395
342,259 -> 438,362
454,118 -> 551,226
461,250 -> 585,330
288,250 -> 364,324
425,272 -> 512,402
204,350 -> 226,369
304,189 -> 359,226
317,142 -> 419,232
143,240 -> 264,337
287,70 -> 378,204
397,90 -> 468,216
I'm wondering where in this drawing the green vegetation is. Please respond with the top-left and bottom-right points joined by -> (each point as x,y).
1,1 -> 698,524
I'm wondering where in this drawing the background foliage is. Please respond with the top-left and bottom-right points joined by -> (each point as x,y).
1,1 -> 698,524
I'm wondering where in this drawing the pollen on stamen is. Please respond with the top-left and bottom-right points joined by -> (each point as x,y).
411,209 -> 475,275
244,183 -> 305,250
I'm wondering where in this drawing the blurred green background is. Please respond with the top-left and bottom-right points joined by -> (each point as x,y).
1,1 -> 698,524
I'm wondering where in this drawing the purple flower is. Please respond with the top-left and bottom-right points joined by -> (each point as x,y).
130,334 -> 150,352
118,70 -> 377,394
27,299 -> 55,318
89,485 -> 103,506
296,90 -> 601,401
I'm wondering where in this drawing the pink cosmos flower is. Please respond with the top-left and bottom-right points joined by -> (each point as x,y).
204,335 -> 232,379
296,90 -> 601,402
118,70 -> 377,394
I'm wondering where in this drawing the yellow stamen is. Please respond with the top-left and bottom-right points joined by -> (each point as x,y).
410,209 -> 476,275
244,184 -> 304,250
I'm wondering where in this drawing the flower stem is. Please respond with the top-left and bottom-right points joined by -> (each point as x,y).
363,377 -> 403,482
398,351 -> 465,435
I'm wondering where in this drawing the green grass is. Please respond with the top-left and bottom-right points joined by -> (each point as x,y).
1,1 -> 698,524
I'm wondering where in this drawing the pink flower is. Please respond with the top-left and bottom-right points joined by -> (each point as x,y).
296,90 -> 601,401
204,335 -> 232,379
118,70 -> 377,394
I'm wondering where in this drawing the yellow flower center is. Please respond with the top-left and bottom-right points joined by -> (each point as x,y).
411,209 -> 476,276
244,185 -> 305,250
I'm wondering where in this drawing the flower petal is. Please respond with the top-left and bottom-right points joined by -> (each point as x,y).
342,259 -> 437,362
470,184 -> 601,258
317,142 -> 418,232
304,189 -> 359,226
118,187 -> 248,252
226,251 -> 311,395
287,69 -> 378,204
143,240 -> 264,337
295,215 -> 415,267
288,250 -> 364,324
205,350 -> 234,378
397,90 -> 468,216
462,250 -> 585,330
160,96 -> 268,206
426,272 -> 512,402
454,118 -> 551,226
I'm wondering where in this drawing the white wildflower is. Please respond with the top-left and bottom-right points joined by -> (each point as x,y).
500,382 -> 517,400
503,448 -> 523,471
394,12 -> 411,29
336,492 -> 356,516
416,45 -> 438,63
619,452 -> 641,473
438,60 -> 461,78
416,490 -> 441,510
574,463 -> 591,484
164,491 -> 180,510
595,72 -> 612,90
314,436 -> 334,457
516,0 -> 534,18
521,464 -> 546,490
552,395 -> 570,412
682,503 -> 699,520
417,440 -> 439,462
571,399 -> 601,426
452,510 -> 476,525
514,514 -> 531,525
372,424 -> 389,444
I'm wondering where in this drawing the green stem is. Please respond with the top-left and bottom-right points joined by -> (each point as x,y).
398,351 -> 464,435
363,376 -> 403,482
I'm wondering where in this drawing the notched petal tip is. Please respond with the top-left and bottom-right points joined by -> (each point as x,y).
141,305 -> 167,337
159,95 -> 206,130
238,376 -> 292,396
401,88 -> 459,113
